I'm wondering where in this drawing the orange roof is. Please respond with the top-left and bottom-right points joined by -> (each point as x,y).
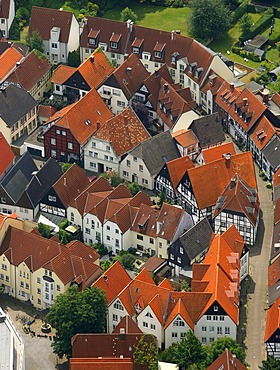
172,129 -> 198,147
51,64 -> 76,84
38,105 -> 57,119
92,261 -> 131,304
220,224 -> 246,258
213,174 -> 260,227
264,297 -> 280,342
164,298 -> 194,330
0,132 -> 15,177
188,151 -> 257,209
166,156 -> 194,191
78,49 -> 114,89
207,349 -> 247,370
250,115 -> 277,151
202,142 -> 236,164
268,257 -> 280,288
215,81 -> 241,113
0,47 -> 23,81
95,107 -> 150,156
47,88 -> 113,144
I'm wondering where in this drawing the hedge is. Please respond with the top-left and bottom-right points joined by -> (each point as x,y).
231,1 -> 248,24
232,45 -> 261,62
248,8 -> 274,39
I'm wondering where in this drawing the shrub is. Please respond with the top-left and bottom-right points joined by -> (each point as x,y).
59,219 -> 69,230
266,183 -> 273,189
248,8 -> 274,39
231,1 -> 248,24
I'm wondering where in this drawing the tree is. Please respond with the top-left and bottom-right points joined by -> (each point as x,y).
120,7 -> 138,23
38,223 -> 51,239
62,163 -> 72,172
127,182 -> 140,196
114,252 -> 135,270
259,357 -> 280,370
47,285 -> 107,358
68,50 -> 81,67
134,334 -> 158,370
26,30 -> 44,52
91,242 -> 108,257
189,0 -> 231,41
206,337 -> 246,366
0,285 -> 4,294
160,330 -> 207,369
239,13 -> 253,37
101,259 -> 113,271
16,7 -> 29,22
180,280 -> 191,292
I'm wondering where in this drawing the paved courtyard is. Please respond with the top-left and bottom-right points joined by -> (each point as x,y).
0,295 -> 68,370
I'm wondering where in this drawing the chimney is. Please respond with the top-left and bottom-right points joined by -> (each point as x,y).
120,328 -> 125,341
229,82 -> 234,91
96,121 -> 100,129
123,114 -> 129,126
224,153 -> 231,168
175,30 -> 181,34
64,178 -> 67,187
90,55 -> 94,63
126,67 -> 132,77
243,97 -> 248,106
171,31 -> 174,41
231,354 -> 236,367
262,86 -> 270,103
164,83 -> 168,94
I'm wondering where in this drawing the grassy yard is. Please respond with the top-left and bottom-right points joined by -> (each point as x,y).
103,4 -> 191,36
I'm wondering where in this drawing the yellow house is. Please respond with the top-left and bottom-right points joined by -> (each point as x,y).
0,226 -> 102,309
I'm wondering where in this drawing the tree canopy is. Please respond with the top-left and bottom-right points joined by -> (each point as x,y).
47,285 -> 107,358
26,30 -> 44,53
189,0 -> 231,41
120,7 -> 138,23
259,357 -> 280,370
134,334 -> 158,370
206,337 -> 246,366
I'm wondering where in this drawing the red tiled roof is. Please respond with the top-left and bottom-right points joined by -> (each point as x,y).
164,298 -> 194,330
207,349 -> 247,370
95,107 -> 150,157
0,132 -> 15,177
38,105 -> 57,119
250,115 -> 277,151
78,49 -> 114,89
202,142 -> 236,164
213,174 -> 260,227
92,261 -> 131,304
275,198 -> 280,225
47,88 -> 113,145
107,53 -> 149,100
53,164 -> 90,208
166,156 -> 195,191
0,226 -> 102,287
264,297 -> 280,342
0,47 -> 23,81
215,81 -> 241,113
172,129 -> 198,148
113,315 -> 142,334
51,64 -> 76,84
188,152 -> 257,210
0,0 -> 11,18
7,50 -> 51,91
201,70 -> 225,96
29,6 -> 74,43
141,256 -> 166,273
268,257 -> 280,288
70,358 -> 132,370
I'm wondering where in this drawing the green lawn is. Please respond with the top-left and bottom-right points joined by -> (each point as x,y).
104,4 -> 191,36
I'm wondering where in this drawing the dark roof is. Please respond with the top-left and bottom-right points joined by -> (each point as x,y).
17,158 -> 63,209
29,6 -> 74,43
262,136 -> 280,170
129,131 -> 180,175
1,152 -> 37,203
268,280 -> 280,306
0,84 -> 37,127
171,218 -> 213,261
189,113 -> 225,148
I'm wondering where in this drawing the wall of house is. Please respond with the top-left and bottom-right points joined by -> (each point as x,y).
108,298 -> 129,333
0,117 -> 12,144
195,314 -> 237,345
165,315 -> 192,348
83,214 -> 103,245
102,220 -> 123,254
120,154 -> 153,190
14,206 -> 34,221
68,14 -> 80,54
209,55 -> 234,83
240,251 -> 249,282
84,138 -> 119,174
30,69 -> 52,101
10,107 -> 37,144
97,85 -> 128,115
137,305 -> 164,348
0,254 -> 12,294
68,206 -> 83,228
130,230 -> 157,256
7,0 -> 15,37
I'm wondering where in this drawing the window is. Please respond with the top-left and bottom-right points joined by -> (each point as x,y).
172,332 -> 178,338
137,235 -> 143,241
142,178 -> 148,186
202,326 -> 207,332
110,42 -> 118,49
151,324 -> 156,330
214,306 -> 218,311
139,165 -> 143,172
209,338 -> 214,343
177,257 -> 182,263
180,247 -> 184,254
202,337 -> 207,344
115,229 -> 119,234
85,228 -> 90,234
2,264 -> 7,271
56,129 -> 60,134
154,51 -> 161,58
146,312 -> 153,318
217,327 -> 222,335
170,254 -> 174,260
149,238 -> 154,244
220,316 -> 224,321
51,149 -> 56,157
127,160 -> 131,167
68,142 -> 73,150
51,43 -> 58,48
117,101 -> 125,107
62,130 -> 66,136
143,322 -> 148,328
173,317 -> 185,326
213,315 -> 218,321
20,281 -> 24,287
25,283 -> 29,289
5,276 -> 9,282
123,171 -> 128,178
0,274 -> 3,280
112,89 -> 121,96
38,299 -> 41,305
51,138 -> 56,145
114,300 -> 124,311
106,236 -> 110,241
225,327 -> 230,335
180,333 -> 186,339
209,326 -> 214,332
37,277 -> 41,284
113,314 -> 118,322
71,212 -> 74,222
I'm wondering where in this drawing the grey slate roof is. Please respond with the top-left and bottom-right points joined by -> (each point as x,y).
189,113 -> 225,149
0,85 -> 37,128
262,136 -> 280,170
17,158 -> 63,209
1,151 -> 37,203
129,130 -> 180,175
172,218 -> 213,261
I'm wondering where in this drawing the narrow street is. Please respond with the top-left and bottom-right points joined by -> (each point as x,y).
245,167 -> 274,370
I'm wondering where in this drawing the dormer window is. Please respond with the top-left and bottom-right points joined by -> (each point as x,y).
153,42 -> 165,60
189,62 -> 197,74
88,29 -> 99,47
111,42 -> 118,49
88,38 -> 96,46
132,38 -> 143,55
110,32 -> 121,50
133,47 -> 139,54
195,67 -> 203,79
155,51 -> 162,59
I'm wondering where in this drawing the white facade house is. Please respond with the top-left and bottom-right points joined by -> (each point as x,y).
0,0 -> 15,38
